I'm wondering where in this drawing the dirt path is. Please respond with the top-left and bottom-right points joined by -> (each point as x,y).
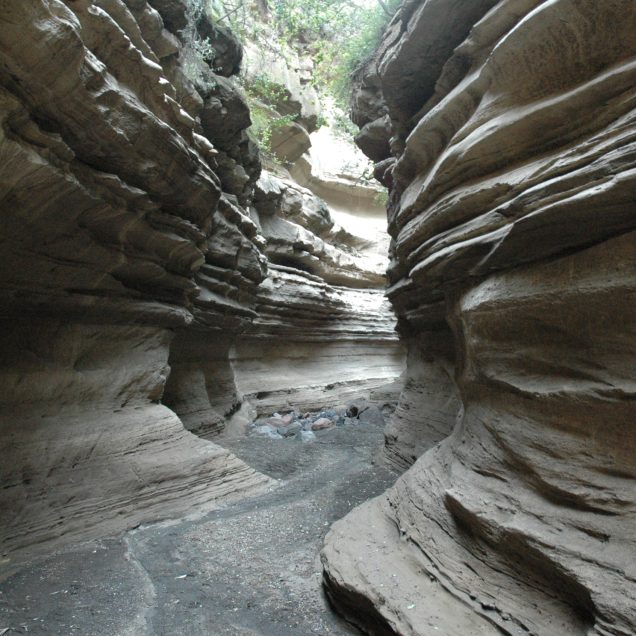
0,417 -> 398,635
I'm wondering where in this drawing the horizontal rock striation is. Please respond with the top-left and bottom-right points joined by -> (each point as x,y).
323,1 -> 636,635
254,172 -> 386,288
161,1 -> 405,439
164,160 -> 405,437
0,0 -> 404,558
0,0 -> 275,561
234,263 -> 404,416
237,166 -> 403,418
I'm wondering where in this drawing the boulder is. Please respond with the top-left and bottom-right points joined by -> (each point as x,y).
311,418 -> 334,431
277,422 -> 302,437
354,116 -> 391,163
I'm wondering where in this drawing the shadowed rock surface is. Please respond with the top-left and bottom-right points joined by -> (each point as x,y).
0,0 -> 403,563
322,1 -> 636,635
0,414 -> 397,635
0,0 -> 272,561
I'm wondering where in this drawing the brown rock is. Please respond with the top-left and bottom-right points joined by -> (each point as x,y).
261,417 -> 284,429
324,1 -> 636,634
0,0 -> 271,558
311,418 -> 334,431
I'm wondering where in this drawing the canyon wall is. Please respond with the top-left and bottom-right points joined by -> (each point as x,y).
323,1 -> 636,635
0,0 -> 271,560
0,0 -> 402,561
161,1 -> 404,436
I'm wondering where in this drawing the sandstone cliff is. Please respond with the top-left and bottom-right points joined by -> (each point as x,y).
0,0 -> 403,562
0,0 -> 273,560
323,1 -> 636,634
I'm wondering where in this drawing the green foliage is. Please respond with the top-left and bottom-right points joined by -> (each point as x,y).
244,73 -> 289,109
194,37 -> 217,64
247,102 -> 273,148
205,0 -> 398,107
189,0 -> 399,111
374,189 -> 388,206
181,0 -> 217,89
332,111 -> 359,138
207,0 -> 253,43
239,70 -> 300,159
315,113 -> 328,130
269,0 -> 350,42
187,0 -> 208,17
245,98 -> 298,161
329,1 -> 402,105
184,0 -> 399,159
268,0 -> 401,107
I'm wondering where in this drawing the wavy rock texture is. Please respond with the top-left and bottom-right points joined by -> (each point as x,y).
0,0 -> 404,559
215,168 -> 400,423
235,263 -> 404,416
163,159 -> 404,437
0,0 -> 275,561
323,1 -> 636,634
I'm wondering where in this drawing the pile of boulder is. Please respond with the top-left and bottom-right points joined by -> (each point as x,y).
249,401 -> 386,441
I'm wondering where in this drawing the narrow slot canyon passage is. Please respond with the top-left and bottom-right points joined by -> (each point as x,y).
0,77 -> 404,631
1,1 -> 407,633
1,0 -> 635,635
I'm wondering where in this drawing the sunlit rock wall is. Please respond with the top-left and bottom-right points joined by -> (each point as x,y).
234,263 -> 404,416
323,1 -> 636,634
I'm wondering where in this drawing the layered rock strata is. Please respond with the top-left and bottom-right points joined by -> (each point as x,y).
228,167 -> 403,420
323,1 -> 636,634
235,263 -> 403,416
0,0 -> 403,559
0,0 -> 273,560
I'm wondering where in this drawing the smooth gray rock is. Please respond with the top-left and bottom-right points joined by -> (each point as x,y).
357,405 -> 384,427
277,422 -> 302,437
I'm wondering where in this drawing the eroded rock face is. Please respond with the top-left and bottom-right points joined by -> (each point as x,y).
254,171 -> 386,288
0,0 -> 274,561
323,1 -> 636,634
0,0 -> 404,558
235,263 -> 404,416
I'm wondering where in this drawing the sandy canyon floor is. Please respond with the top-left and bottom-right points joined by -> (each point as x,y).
0,416 -> 398,635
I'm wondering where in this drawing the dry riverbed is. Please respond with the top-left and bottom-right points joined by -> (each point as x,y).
0,410 -> 398,635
